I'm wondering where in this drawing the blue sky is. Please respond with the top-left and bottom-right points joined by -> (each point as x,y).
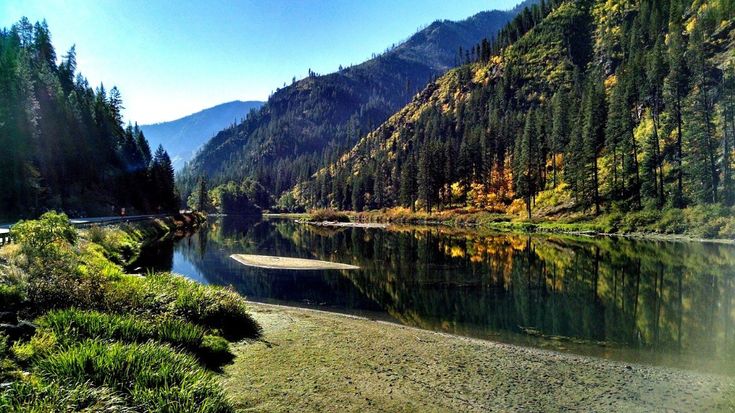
1,0 -> 519,124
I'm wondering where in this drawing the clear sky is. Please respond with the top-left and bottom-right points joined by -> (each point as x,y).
1,0 -> 519,124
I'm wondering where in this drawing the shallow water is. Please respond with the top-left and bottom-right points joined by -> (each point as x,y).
137,215 -> 735,375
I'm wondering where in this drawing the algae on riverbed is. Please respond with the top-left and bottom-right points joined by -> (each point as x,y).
222,303 -> 735,412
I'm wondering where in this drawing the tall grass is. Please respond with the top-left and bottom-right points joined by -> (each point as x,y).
36,340 -> 233,413
37,308 -> 231,365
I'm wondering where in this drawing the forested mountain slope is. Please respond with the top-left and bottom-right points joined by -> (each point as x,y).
291,0 -> 735,220
178,2 -> 534,202
0,19 -> 178,219
140,100 -> 263,170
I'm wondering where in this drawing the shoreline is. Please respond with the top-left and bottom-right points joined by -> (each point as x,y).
262,211 -> 735,245
223,301 -> 735,412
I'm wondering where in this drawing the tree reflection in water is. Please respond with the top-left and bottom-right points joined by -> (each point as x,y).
139,216 -> 735,375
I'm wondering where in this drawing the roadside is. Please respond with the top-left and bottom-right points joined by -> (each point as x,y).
222,302 -> 735,412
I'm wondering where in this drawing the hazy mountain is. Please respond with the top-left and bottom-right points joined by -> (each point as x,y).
178,3 -> 533,200
141,100 -> 263,170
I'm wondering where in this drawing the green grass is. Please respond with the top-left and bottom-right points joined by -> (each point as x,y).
37,308 -> 232,365
36,340 -> 233,413
0,212 -> 250,413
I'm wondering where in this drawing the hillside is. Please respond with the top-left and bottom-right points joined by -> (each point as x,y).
291,0 -> 735,230
140,100 -> 263,170
178,3 -> 535,202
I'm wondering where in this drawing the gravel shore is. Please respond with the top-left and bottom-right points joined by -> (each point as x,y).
222,302 -> 735,412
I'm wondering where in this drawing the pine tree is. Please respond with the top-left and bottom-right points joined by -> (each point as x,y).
196,176 -> 209,212
399,155 -> 418,211
722,65 -> 735,206
550,90 -> 569,188
643,36 -> 667,206
581,77 -> 607,214
684,24 -> 718,204
514,110 -> 539,219
664,1 -> 689,207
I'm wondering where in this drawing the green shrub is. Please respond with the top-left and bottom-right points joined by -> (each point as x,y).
84,226 -> 139,265
0,283 -> 24,309
198,335 -> 233,368
144,273 -> 261,340
619,209 -> 661,233
655,208 -> 687,234
11,330 -> 57,363
36,340 -> 234,413
308,208 -> 350,222
10,212 -> 77,261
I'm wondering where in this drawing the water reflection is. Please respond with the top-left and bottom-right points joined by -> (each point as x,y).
140,216 -> 735,375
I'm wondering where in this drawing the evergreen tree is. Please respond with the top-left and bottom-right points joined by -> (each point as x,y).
684,24 -> 718,204
722,65 -> 735,206
399,155 -> 418,211
549,90 -> 569,188
664,2 -> 689,207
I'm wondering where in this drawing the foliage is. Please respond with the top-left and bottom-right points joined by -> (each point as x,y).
84,225 -> 139,265
35,340 -> 233,413
10,212 -> 77,260
288,0 -> 735,238
177,8 -> 523,205
0,214 -> 256,412
0,19 -> 177,219
307,209 -> 350,223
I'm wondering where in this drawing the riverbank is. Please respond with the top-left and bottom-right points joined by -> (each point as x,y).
0,211 -> 258,411
344,205 -> 735,243
222,302 -> 735,412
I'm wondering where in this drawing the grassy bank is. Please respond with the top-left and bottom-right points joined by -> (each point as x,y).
347,205 -> 735,242
223,303 -> 735,412
0,212 -> 259,412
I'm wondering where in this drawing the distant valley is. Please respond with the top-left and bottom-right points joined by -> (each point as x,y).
141,100 -> 263,170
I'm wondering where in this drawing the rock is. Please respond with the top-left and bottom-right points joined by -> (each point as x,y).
0,320 -> 36,341
0,311 -> 18,324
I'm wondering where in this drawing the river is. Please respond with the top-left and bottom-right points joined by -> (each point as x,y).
135,215 -> 735,376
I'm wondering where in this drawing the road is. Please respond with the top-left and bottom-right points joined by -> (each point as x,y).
0,214 -> 167,237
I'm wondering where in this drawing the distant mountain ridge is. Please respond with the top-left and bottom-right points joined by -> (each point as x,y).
178,3 -> 533,200
141,100 -> 263,169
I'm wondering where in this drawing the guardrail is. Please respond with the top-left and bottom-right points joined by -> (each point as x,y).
0,214 -> 167,245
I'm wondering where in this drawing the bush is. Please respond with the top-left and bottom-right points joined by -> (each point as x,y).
308,208 -> 350,222
11,330 -> 57,363
198,335 -> 233,368
36,340 -> 233,413
619,209 -> 661,233
10,212 -> 77,261
84,226 -> 138,265
148,273 -> 260,340
0,283 -> 24,310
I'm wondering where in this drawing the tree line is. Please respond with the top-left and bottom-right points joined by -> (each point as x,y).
297,0 -> 735,218
0,18 -> 178,219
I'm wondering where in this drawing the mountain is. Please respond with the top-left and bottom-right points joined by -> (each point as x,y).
140,100 -> 263,170
291,0 -> 735,217
178,3 -> 534,202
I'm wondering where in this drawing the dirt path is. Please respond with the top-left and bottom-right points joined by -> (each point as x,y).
221,303 -> 735,412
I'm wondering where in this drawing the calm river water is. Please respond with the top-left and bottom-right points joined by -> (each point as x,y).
137,216 -> 735,376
